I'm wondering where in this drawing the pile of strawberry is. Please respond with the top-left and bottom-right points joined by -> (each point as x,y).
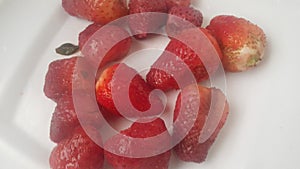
44,0 -> 266,168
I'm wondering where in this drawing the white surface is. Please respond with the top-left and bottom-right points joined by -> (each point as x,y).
1,0 -> 300,168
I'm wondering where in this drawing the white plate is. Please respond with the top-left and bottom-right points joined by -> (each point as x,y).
1,0 -> 300,168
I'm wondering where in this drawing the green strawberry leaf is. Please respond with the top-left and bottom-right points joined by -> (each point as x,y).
56,43 -> 79,56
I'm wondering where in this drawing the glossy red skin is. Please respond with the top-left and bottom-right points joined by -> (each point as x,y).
166,6 -> 203,37
206,15 -> 267,72
62,0 -> 128,24
96,64 -> 120,117
96,63 -> 163,118
173,85 -> 229,163
146,28 -> 223,91
44,57 -> 93,102
80,25 -> 132,68
49,126 -> 104,169
128,0 -> 168,39
104,118 -> 171,169
166,0 -> 191,9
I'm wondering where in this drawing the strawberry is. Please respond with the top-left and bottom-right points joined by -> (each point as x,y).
95,63 -> 164,118
80,25 -> 132,68
62,0 -> 128,24
50,96 -> 79,143
166,0 -> 191,9
173,85 -> 229,163
78,23 -> 102,50
50,95 -> 103,143
166,6 -> 203,37
104,118 -> 171,169
49,126 -> 104,169
206,15 -> 267,72
146,28 -> 223,91
128,0 -> 168,39
44,57 -> 94,102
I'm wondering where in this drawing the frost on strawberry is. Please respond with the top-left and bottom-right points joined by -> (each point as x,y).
44,57 -> 94,102
62,0 -> 128,24
104,118 -> 171,169
146,28 -> 223,91
207,15 -> 267,72
128,0 -> 168,39
78,23 -> 102,50
49,126 -> 104,169
50,96 -> 79,143
50,94 -> 104,143
166,6 -> 203,37
173,85 -> 229,163
166,0 -> 191,10
80,25 -> 132,68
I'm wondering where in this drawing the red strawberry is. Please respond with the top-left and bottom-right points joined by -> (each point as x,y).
50,94 -> 103,143
81,25 -> 132,68
95,63 -> 164,118
104,118 -> 171,169
44,57 -> 93,102
50,96 -> 79,143
146,28 -> 223,91
166,0 -> 191,9
206,15 -> 267,72
62,0 -> 128,24
166,6 -> 203,37
78,23 -> 102,50
128,0 -> 168,39
173,85 -> 229,163
49,126 -> 104,169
